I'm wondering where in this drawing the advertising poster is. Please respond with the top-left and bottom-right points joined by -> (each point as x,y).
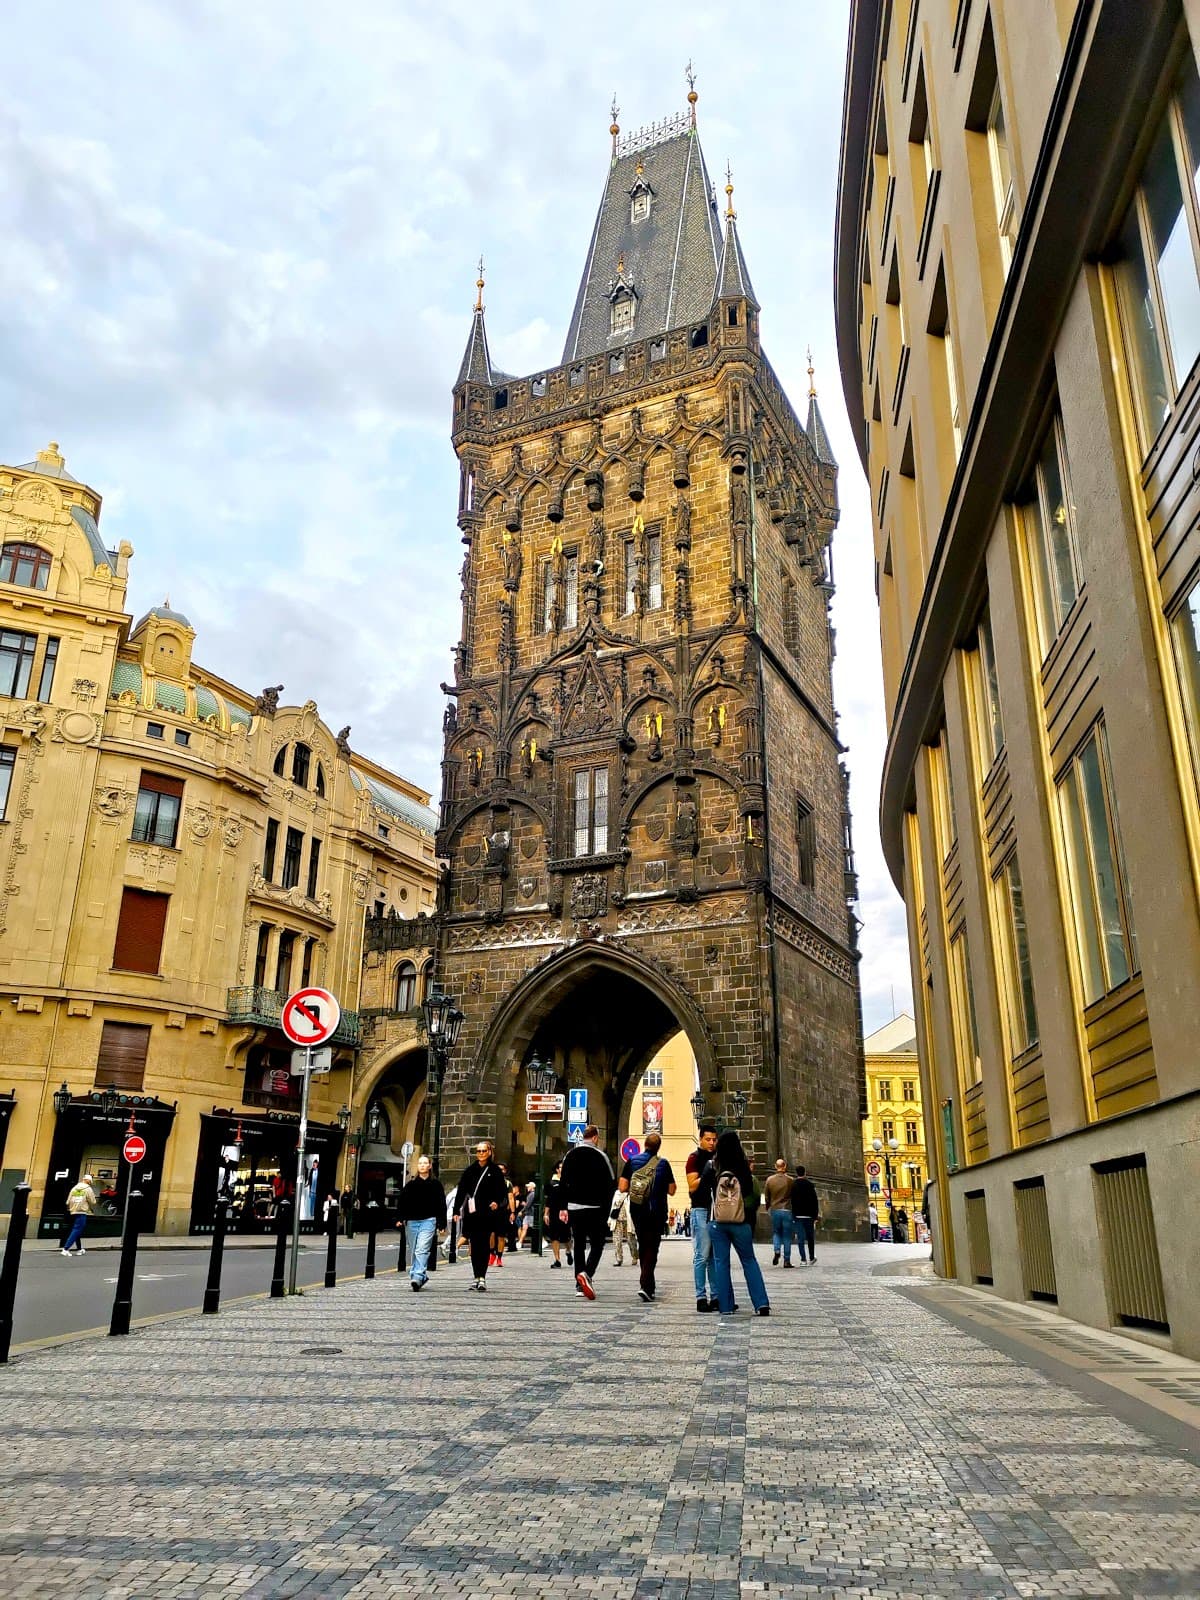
642,1092 -> 663,1134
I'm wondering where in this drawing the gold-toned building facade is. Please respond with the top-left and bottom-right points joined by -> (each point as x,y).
837,1 -> 1200,1355
861,1013 -> 926,1231
0,444 -> 438,1236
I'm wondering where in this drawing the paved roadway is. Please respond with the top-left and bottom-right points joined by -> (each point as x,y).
1,1241 -> 1198,1598
8,1234 -> 408,1348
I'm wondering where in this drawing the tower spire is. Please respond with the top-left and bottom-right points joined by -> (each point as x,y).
456,260 -> 494,387
475,256 -> 485,313
807,345 -> 816,398
686,61 -> 698,128
725,161 -> 736,220
610,95 -> 620,159
805,347 -> 836,465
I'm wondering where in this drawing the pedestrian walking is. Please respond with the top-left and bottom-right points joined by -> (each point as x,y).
610,1189 -> 639,1266
791,1164 -> 820,1263
557,1124 -> 616,1299
764,1157 -> 795,1266
686,1123 -> 719,1312
61,1173 -> 97,1256
397,1155 -> 446,1290
453,1139 -> 509,1291
517,1183 -> 536,1250
619,1131 -> 676,1302
868,1200 -> 879,1241
543,1162 -> 572,1268
700,1130 -> 770,1316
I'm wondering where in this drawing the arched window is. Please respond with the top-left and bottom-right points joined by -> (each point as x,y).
272,746 -> 287,776
292,743 -> 311,787
315,763 -> 326,798
0,543 -> 51,590
420,959 -> 434,1002
394,961 -> 417,1012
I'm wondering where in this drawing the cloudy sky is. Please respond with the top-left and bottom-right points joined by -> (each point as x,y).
0,0 -> 912,1032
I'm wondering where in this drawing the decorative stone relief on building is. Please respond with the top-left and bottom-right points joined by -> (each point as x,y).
71,679 -> 99,705
94,786 -> 133,821
186,804 -> 214,842
53,710 -> 101,746
569,873 -> 607,921
351,869 -> 370,903
220,816 -> 243,851
768,903 -> 855,985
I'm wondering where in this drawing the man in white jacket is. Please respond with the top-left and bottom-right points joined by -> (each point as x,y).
62,1174 -> 97,1256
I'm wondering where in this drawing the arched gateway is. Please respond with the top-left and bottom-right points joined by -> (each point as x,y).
434,98 -> 866,1233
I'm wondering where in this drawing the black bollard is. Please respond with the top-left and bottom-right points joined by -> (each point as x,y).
0,1184 -> 32,1364
109,1189 -> 143,1337
396,1220 -> 407,1273
448,1213 -> 458,1265
323,1197 -> 338,1289
364,1203 -> 379,1280
270,1199 -> 292,1299
202,1198 -> 230,1315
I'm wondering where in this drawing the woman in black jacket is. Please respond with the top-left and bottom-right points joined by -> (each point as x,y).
453,1139 -> 509,1291
396,1155 -> 446,1291
700,1130 -> 770,1317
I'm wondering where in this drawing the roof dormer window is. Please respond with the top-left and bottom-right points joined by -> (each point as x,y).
0,542 -> 51,590
631,189 -> 651,223
611,294 -> 636,334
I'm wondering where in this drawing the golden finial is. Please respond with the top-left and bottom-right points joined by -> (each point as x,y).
617,251 -> 625,276
635,155 -> 644,178
610,94 -> 620,157
724,161 -> 736,220
686,61 -> 698,126
807,345 -> 817,399
474,256 -> 485,312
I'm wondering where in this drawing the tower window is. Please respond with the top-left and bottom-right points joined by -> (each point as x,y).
572,766 -> 609,857
623,541 -> 638,616
646,532 -> 662,610
611,296 -> 636,335
796,796 -> 816,888
631,190 -> 651,223
0,542 -> 51,590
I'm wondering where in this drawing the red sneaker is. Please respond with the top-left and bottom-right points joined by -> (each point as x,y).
576,1271 -> 595,1300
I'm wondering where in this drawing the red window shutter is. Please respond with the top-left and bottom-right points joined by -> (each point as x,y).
138,771 -> 184,798
113,888 -> 169,974
95,1021 -> 151,1090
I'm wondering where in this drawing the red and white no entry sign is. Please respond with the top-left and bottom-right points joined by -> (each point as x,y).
281,986 -> 341,1047
123,1134 -> 146,1165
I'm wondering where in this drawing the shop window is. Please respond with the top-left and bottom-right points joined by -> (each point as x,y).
394,961 -> 417,1011
997,852 -> 1039,1053
245,1044 -> 301,1112
796,796 -> 816,888
0,628 -> 37,698
132,772 -> 183,848
264,818 -> 279,881
0,746 -> 15,819
306,836 -> 321,899
878,1080 -> 893,1101
95,1021 -> 151,1091
0,541 -> 51,589
37,637 -> 59,702
281,826 -> 304,890
112,888 -> 169,975
572,765 -> 609,857
1020,411 -> 1081,656
1112,50 -> 1200,449
1057,724 -> 1138,1005
292,743 -> 311,788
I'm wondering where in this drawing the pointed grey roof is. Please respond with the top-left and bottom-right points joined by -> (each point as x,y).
562,117 -> 723,363
806,394 -> 836,466
713,212 -> 759,310
456,306 -> 494,386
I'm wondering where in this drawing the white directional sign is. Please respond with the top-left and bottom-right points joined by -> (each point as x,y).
526,1092 -> 566,1120
291,1046 -> 332,1076
281,987 -> 340,1048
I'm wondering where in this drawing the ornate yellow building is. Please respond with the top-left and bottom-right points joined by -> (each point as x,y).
861,1013 -> 925,1235
0,444 -> 438,1236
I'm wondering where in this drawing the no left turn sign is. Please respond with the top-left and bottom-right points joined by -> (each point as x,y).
281,987 -> 341,1047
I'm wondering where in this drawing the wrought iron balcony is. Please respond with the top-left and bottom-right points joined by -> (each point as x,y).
226,986 -> 361,1047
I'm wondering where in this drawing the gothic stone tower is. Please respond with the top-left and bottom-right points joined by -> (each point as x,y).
435,100 -> 864,1233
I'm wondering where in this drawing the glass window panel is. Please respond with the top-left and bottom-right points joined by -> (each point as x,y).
1171,574 -> 1200,781
976,609 -> 1004,763
0,629 -> 37,698
1116,203 -> 1172,440
1077,736 -> 1132,991
593,766 -> 608,853
37,637 -> 59,702
573,769 -> 590,856
647,533 -> 662,610
1176,48 -> 1200,222
1039,425 -> 1079,629
1143,115 -> 1200,390
0,746 -> 15,819
564,555 -> 578,628
624,542 -> 637,615
1059,761 -> 1107,1004
999,855 -> 1039,1052
950,932 -> 982,1085
542,560 -> 556,633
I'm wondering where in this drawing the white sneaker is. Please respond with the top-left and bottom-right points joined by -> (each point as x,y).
61,1248 -> 72,1257
75,1246 -> 86,1254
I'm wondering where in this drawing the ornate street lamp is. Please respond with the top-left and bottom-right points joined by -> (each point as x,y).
525,1053 -> 558,1258
690,1089 -> 707,1126
422,990 -> 466,1178
336,1105 -> 352,1132
691,1086 -> 747,1134
100,1084 -> 119,1119
872,1135 -> 902,1243
52,1082 -> 72,1117
365,1103 -> 385,1144
725,1089 -> 748,1129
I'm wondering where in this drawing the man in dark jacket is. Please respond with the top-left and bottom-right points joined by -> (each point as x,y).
791,1164 -> 820,1264
557,1124 -> 616,1299
453,1139 -> 509,1291
618,1130 -> 676,1303
396,1155 -> 446,1291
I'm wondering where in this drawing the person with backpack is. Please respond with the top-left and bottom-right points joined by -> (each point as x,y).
617,1131 -> 676,1302
791,1163 -> 820,1264
700,1130 -> 770,1317
609,1188 -> 638,1267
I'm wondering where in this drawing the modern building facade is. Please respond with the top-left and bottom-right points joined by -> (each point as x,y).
837,1 -> 1200,1353
0,444 -> 438,1235
433,89 -> 868,1231
861,1012 -> 926,1235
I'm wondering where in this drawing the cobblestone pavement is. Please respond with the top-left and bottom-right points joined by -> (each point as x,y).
2,1241 -> 1198,1599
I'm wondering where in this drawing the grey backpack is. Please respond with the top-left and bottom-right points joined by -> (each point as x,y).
711,1170 -> 744,1224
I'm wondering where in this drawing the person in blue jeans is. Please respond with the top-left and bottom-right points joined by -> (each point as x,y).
703,1130 -> 770,1317
686,1124 -> 719,1312
397,1155 -> 446,1291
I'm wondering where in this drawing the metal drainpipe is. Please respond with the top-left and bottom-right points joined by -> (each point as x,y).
753,643 -> 784,1144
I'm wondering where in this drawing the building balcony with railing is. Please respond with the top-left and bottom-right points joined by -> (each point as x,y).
226,985 -> 361,1047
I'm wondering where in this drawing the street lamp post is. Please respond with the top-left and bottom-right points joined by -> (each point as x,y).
421,990 -> 466,1180
336,1104 -> 353,1236
525,1054 -> 558,1258
690,1087 -> 748,1135
872,1135 -> 901,1242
